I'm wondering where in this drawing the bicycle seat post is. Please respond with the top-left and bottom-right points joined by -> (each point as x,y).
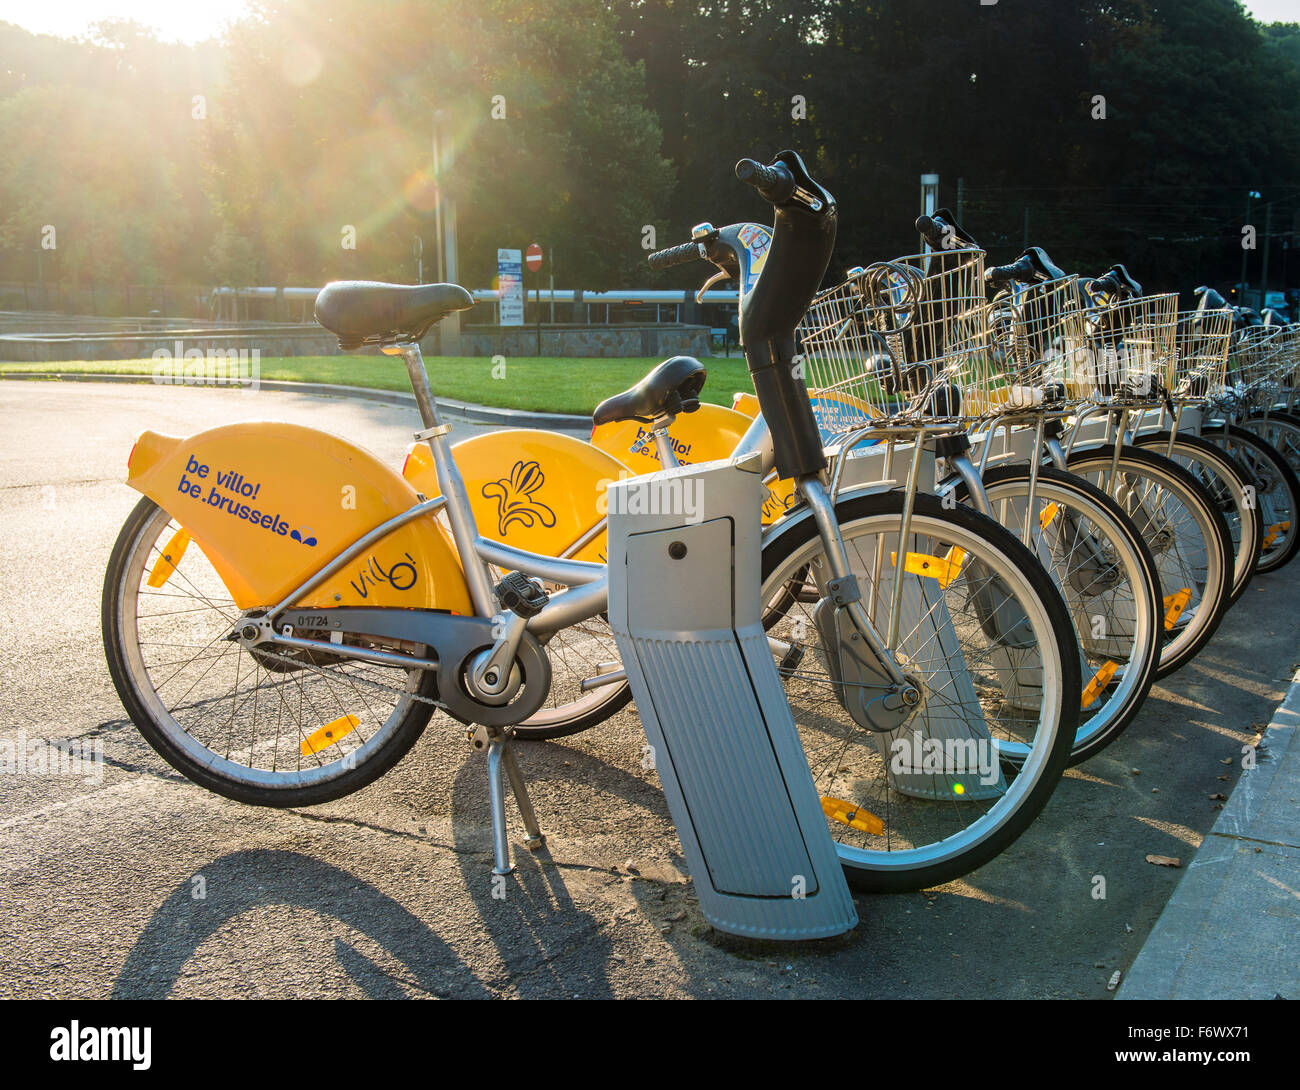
384,342 -> 496,617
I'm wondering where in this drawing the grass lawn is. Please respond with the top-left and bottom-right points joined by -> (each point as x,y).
0,354 -> 756,416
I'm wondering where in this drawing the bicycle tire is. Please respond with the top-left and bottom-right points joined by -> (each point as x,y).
1065,446 -> 1232,678
1202,419 -> 1300,574
956,466 -> 1161,765
1132,432 -> 1262,602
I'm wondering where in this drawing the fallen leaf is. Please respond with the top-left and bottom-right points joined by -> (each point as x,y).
1146,854 -> 1181,868
1107,970 -> 1122,991
1209,793 -> 1227,800
1217,774 -> 1230,781
1221,757 -> 1233,765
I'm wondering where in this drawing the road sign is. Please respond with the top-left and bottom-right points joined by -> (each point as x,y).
497,249 -> 524,326
525,243 -> 543,272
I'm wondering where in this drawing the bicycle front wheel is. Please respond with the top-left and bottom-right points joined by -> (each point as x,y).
761,491 -> 1080,893
1133,432 -> 1262,602
1065,446 -> 1232,678
957,466 -> 1162,765
1203,419 -> 1300,574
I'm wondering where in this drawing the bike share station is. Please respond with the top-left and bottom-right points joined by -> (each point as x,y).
103,144 -> 1300,957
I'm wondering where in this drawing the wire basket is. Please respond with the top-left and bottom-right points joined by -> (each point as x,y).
1081,292 -> 1178,404
797,249 -> 990,433
1268,324 -> 1300,391
972,275 -> 1093,416
1226,325 -> 1284,389
1170,308 -> 1233,402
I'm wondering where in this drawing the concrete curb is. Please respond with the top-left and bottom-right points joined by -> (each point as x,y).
0,370 -> 591,430
1116,666 -> 1300,1000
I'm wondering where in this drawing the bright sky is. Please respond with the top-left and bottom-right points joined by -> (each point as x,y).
0,1 -> 254,42
0,0 -> 1295,41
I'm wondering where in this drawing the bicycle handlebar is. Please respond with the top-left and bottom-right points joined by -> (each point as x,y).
1089,263 -> 1142,299
735,158 -> 796,204
646,240 -> 703,271
987,255 -> 1038,288
986,246 -> 1069,288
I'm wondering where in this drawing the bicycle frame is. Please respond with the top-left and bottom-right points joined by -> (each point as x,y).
253,340 -> 912,698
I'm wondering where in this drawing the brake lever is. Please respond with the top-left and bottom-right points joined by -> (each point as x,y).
696,270 -> 732,304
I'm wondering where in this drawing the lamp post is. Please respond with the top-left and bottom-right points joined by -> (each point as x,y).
1240,189 -> 1261,302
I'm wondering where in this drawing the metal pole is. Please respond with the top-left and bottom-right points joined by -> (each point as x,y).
919,173 -> 939,251
438,109 -> 461,354
548,248 -> 555,323
1261,202 -> 1273,306
1240,192 -> 1253,302
535,269 -> 542,356
432,113 -> 445,284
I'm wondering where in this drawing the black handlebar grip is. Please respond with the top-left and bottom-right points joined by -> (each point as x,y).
987,256 -> 1037,288
646,240 -> 702,270
916,215 -> 948,250
736,158 -> 795,204
1089,272 -> 1122,296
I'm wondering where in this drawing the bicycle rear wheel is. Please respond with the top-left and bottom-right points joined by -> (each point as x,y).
103,497 -> 439,807
760,490 -> 1080,893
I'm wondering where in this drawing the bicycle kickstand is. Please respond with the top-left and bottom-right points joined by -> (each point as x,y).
469,724 -> 546,875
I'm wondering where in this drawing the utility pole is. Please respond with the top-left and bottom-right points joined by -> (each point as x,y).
1261,202 -> 1273,306
433,108 -> 461,353
1240,190 -> 1260,301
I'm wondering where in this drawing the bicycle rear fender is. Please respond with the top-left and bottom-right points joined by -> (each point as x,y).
404,429 -> 628,564
127,423 -> 473,613
593,401 -> 797,524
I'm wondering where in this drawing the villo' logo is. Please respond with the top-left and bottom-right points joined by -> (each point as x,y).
482,461 -> 556,536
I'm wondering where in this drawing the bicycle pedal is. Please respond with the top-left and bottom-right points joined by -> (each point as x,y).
494,571 -> 550,618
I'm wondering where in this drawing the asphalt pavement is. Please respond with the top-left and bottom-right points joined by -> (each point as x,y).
1,379 -> 1296,999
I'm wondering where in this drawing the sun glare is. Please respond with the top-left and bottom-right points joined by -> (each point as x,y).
0,0 -> 254,43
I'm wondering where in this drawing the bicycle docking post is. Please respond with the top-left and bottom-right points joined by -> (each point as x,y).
606,454 -> 856,939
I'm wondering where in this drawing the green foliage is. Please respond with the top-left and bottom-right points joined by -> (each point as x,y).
0,1 -> 1298,305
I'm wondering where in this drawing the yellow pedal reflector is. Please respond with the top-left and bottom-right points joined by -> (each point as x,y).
1263,521 -> 1291,549
821,796 -> 884,836
300,714 -> 360,756
1039,502 -> 1060,530
1163,587 -> 1191,630
147,528 -> 191,588
1081,660 -> 1119,708
889,546 -> 968,588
